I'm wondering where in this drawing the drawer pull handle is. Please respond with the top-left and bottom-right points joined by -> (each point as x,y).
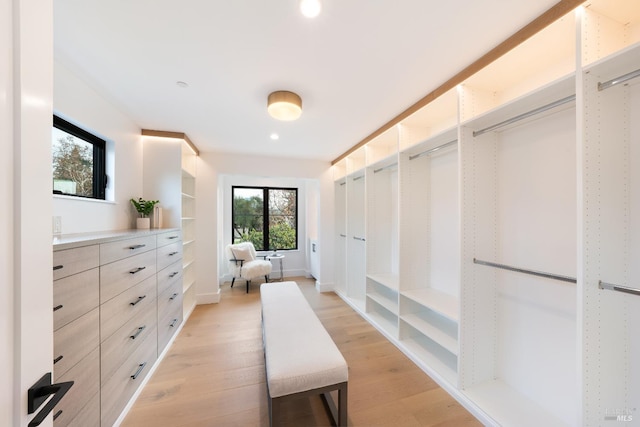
170,318 -> 178,327
53,304 -> 63,312
131,362 -> 147,380
129,244 -> 146,250
170,293 -> 179,300
130,325 -> 146,340
129,266 -> 146,274
53,410 -> 63,421
53,265 -> 63,271
167,236 -> 179,239
169,271 -> 179,278
130,295 -> 146,306
53,355 -> 63,364
169,251 -> 179,256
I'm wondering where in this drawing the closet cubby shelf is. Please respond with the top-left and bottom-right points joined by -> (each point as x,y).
366,273 -> 399,291
400,314 -> 458,355
401,337 -> 457,385
401,288 -> 459,323
367,307 -> 399,337
183,279 -> 195,294
366,291 -> 398,315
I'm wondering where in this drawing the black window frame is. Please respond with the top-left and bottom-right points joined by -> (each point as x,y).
232,186 -> 299,251
52,115 -> 107,200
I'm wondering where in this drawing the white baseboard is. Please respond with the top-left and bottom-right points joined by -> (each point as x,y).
197,289 -> 221,304
315,280 -> 334,293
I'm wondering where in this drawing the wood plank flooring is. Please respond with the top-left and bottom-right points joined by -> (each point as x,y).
122,278 -> 480,426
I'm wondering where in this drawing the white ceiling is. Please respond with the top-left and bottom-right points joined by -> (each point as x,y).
54,0 -> 561,162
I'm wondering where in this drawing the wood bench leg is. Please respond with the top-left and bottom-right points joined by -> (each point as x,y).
338,382 -> 348,427
269,396 -> 281,427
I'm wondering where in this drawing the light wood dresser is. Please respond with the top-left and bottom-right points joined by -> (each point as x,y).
52,229 -> 183,426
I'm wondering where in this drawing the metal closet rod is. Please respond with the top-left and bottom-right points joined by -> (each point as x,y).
472,94 -> 576,138
373,162 -> 398,174
473,258 -> 577,284
598,68 -> 640,91
409,139 -> 458,161
599,280 -> 640,296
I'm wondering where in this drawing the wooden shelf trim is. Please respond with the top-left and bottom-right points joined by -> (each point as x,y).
141,129 -> 200,156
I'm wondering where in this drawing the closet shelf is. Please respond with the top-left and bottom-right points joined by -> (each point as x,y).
461,74 -> 576,133
585,43 -> 640,88
401,288 -> 459,322
464,380 -> 570,427
401,314 -> 458,355
367,310 -> 399,336
367,292 -> 398,315
181,192 -> 195,199
401,338 -> 457,385
367,273 -> 399,291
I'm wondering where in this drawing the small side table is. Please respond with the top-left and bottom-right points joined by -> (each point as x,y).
266,253 -> 285,281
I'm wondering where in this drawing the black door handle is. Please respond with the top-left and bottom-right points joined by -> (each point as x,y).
28,373 -> 73,427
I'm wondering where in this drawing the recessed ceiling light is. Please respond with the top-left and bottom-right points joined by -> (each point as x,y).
300,0 -> 321,18
270,133 -> 280,140
176,81 -> 189,88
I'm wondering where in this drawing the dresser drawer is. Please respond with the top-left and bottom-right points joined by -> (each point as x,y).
53,347 -> 99,427
101,332 -> 157,427
157,260 -> 182,296
157,230 -> 181,248
158,295 -> 182,352
53,268 -> 99,331
157,241 -> 182,271
101,274 -> 157,341
101,306 -> 158,383
100,250 -> 157,303
53,245 -> 99,281
62,391 -> 100,427
158,279 -> 182,319
100,234 -> 157,265
53,308 -> 99,378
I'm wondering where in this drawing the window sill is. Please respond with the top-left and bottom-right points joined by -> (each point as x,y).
53,194 -> 116,204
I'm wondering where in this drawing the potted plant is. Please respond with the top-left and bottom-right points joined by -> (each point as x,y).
130,197 -> 159,229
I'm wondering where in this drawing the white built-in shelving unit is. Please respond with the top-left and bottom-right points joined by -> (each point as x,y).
142,134 -> 198,322
181,141 -> 197,318
331,1 -> 640,425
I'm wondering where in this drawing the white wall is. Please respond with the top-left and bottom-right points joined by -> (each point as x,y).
1,0 -> 13,424
196,151 -> 335,301
52,61 -> 142,234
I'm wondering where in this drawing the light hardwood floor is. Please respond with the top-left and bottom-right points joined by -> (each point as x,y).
122,278 -> 481,427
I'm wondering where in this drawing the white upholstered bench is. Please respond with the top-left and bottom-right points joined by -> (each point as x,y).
260,281 -> 348,426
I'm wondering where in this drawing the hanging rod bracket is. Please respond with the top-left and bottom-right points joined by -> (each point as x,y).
598,280 -> 640,296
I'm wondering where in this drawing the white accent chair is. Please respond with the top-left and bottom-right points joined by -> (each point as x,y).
226,242 -> 272,293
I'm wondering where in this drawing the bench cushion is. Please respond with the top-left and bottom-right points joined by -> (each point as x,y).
261,282 -> 348,398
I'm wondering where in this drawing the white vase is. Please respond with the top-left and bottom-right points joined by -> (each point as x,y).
136,217 -> 150,229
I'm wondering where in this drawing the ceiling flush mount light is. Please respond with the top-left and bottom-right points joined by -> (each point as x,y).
270,133 -> 279,140
267,91 -> 302,121
176,81 -> 189,88
300,0 -> 321,18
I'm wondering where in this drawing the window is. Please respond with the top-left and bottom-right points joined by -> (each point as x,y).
52,115 -> 107,199
232,186 -> 298,251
